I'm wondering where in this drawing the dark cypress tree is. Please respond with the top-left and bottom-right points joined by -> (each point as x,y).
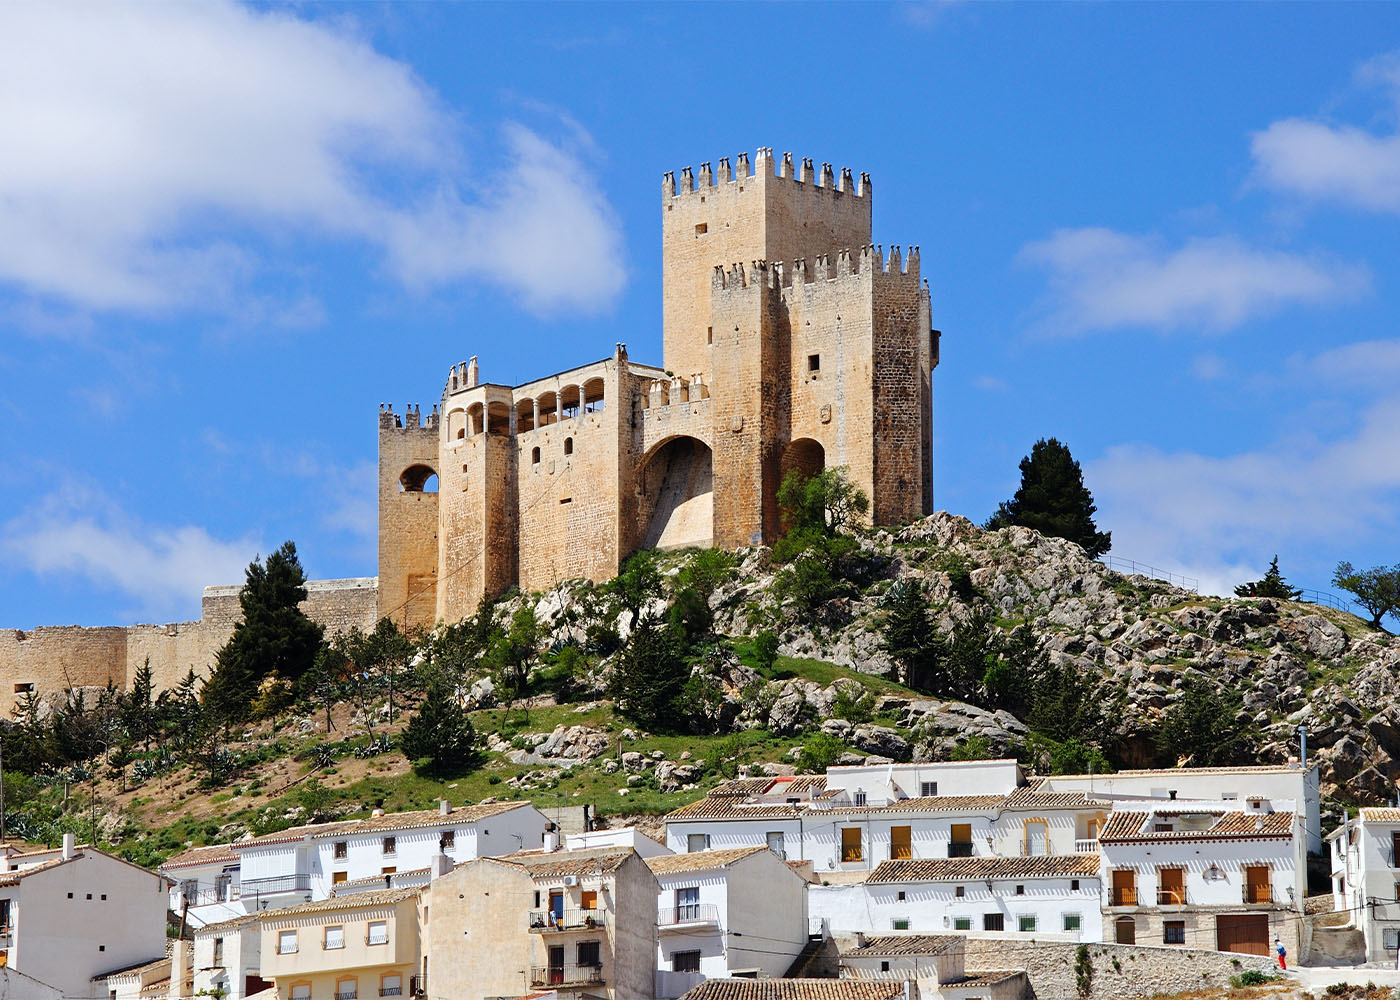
400,673 -> 477,776
203,542 -> 325,723
1234,556 -> 1303,600
986,438 -> 1111,558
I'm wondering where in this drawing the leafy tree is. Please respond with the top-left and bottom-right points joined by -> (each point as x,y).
204,542 -> 325,722
752,632 -> 780,674
798,732 -> 847,773
337,618 -> 414,721
1234,556 -> 1303,600
1333,561 -> 1400,629
985,438 -> 1111,558
607,617 -> 685,729
485,607 -> 541,723
605,550 -> 664,634
949,734 -> 993,761
1024,734 -> 1113,775
882,581 -> 942,690
400,672 -> 477,777
121,658 -> 156,751
1154,680 -> 1255,767
771,468 -> 871,621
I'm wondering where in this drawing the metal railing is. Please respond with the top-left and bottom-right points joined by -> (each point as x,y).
947,842 -> 974,858
380,989 -> 402,997
531,965 -> 603,988
1244,886 -> 1274,905
1298,589 -> 1356,614
241,873 -> 312,895
409,976 -> 426,997
528,908 -> 606,932
181,885 -> 239,907
335,992 -> 357,1000
1099,556 -> 1199,593
658,903 -> 720,927
1110,888 -> 1137,906
1157,889 -> 1187,906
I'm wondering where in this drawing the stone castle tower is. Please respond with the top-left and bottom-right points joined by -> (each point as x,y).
378,148 -> 939,628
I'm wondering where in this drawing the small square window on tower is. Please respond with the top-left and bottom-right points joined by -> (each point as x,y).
695,223 -> 707,235
707,327 -> 713,345
808,353 -> 821,373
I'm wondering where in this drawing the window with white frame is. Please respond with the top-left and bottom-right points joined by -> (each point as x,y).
1063,913 -> 1082,932
687,834 -> 709,853
278,930 -> 297,954
382,837 -> 396,856
1385,928 -> 1400,951
336,978 -> 357,1000
290,986 -> 310,1000
921,781 -> 938,797
367,920 -> 388,945
953,916 -> 971,931
1018,915 -> 1037,933
380,974 -> 402,998
324,925 -> 345,950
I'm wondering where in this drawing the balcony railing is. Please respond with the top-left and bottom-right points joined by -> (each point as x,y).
181,885 -> 240,907
658,903 -> 721,928
1075,839 -> 1099,853
380,989 -> 402,997
409,976 -> 426,997
528,908 -> 607,932
1244,886 -> 1274,905
335,992 -> 357,1000
241,873 -> 312,896
530,965 -> 604,988
947,842 -> 974,858
1110,888 -> 1137,906
1157,889 -> 1187,906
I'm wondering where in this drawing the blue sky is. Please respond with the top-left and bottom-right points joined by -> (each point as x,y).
2,1 -> 1399,626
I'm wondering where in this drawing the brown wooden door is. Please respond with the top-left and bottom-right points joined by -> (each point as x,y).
1112,869 -> 1136,906
1159,868 -> 1184,905
1245,865 -> 1271,904
1216,914 -> 1270,955
1115,917 -> 1136,944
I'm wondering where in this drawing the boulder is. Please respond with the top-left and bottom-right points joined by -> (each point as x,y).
850,725 -> 910,761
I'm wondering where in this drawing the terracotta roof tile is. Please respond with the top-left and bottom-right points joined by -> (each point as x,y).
1099,810 -> 1292,842
869,854 -> 1100,883
236,801 -> 531,848
259,886 -> 419,920
646,847 -> 768,875
1360,808 -> 1400,823
847,934 -> 962,956
679,981 -> 904,1000
492,847 -> 634,878
161,844 -> 239,870
665,792 -> 1005,822
194,913 -> 262,936
949,971 -> 1024,987
335,866 -> 431,892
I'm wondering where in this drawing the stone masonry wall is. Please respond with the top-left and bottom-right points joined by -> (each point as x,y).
964,937 -> 1276,1000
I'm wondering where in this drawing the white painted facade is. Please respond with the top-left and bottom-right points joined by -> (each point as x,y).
568,828 -> 672,858
648,849 -> 809,998
1328,808 -> 1400,962
809,871 -> 1102,942
193,921 -> 263,1000
822,761 -> 1023,802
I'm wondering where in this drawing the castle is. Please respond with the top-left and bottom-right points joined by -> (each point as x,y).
378,148 -> 939,627
0,149 -> 938,707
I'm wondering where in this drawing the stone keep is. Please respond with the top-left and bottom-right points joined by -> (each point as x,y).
378,148 -> 940,627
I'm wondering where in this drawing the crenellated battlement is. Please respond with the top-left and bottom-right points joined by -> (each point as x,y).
445,356 -> 480,395
379,402 -> 440,431
711,244 -> 923,296
663,147 -> 871,200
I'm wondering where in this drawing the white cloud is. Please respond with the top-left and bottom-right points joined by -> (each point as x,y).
0,3 -> 625,316
1250,53 -> 1400,213
1020,228 -> 1368,334
1191,352 -> 1229,381
972,375 -> 1009,392
1,485 -> 261,621
1089,341 -> 1400,596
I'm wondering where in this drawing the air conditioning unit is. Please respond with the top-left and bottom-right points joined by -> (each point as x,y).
563,875 -> 579,887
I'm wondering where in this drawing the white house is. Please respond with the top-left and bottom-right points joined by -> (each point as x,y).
568,827 -> 672,858
839,934 -> 1027,1000
1328,806 -> 1400,962
192,913 -> 264,1000
645,846 -> 810,998
98,957 -> 170,1000
0,836 -> 169,1000
163,799 -> 549,925
1097,797 -> 1306,956
809,855 -> 1102,942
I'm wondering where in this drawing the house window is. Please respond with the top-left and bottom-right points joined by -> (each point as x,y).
896,891 -> 906,901
955,886 -> 965,898
766,831 -> 785,858
890,826 -> 912,860
695,223 -> 708,235
1245,865 -> 1271,904
278,930 -> 297,954
333,872 -> 348,885
953,917 -> 971,931
892,919 -> 909,930
383,837 -> 396,856
336,978 -> 357,1000
1015,885 -> 1025,896
673,950 -> 701,973
1111,869 -> 1137,906
1159,867 -> 1185,905
1024,820 -> 1048,856
0,900 -> 10,929
707,327 -> 713,345
12,683 -> 32,695
380,974 -> 402,997
580,890 -> 598,912
367,921 -> 388,946
325,925 -> 345,950
441,830 -> 455,850
921,781 -> 938,797
1385,928 -> 1400,951
1071,879 -> 1080,892
577,941 -> 600,968
291,987 -> 311,1000
687,834 -> 710,853
212,937 -> 224,966
1164,920 -> 1186,945
854,790 -> 867,807
382,867 -> 396,876
880,961 -> 890,972
334,842 -> 348,860
1063,913 -> 1082,932
983,913 -> 1004,932
1018,915 -> 1036,932
841,828 -> 863,863
676,886 -> 700,921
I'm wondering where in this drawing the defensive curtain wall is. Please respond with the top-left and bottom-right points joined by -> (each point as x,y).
0,578 -> 378,714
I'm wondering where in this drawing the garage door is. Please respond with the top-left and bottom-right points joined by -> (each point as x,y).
1216,914 -> 1270,955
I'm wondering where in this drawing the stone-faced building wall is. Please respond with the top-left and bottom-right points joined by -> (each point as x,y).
378,147 -> 939,625
377,405 -> 440,629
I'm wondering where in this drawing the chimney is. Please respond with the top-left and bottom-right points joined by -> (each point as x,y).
432,853 -> 454,880
62,833 -> 76,860
372,808 -> 385,818
543,829 -> 560,853
439,799 -> 451,816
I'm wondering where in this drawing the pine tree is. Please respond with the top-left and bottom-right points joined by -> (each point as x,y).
122,658 -> 156,751
1234,556 -> 1303,600
985,438 -> 1111,558
203,542 -> 325,723
400,673 -> 477,777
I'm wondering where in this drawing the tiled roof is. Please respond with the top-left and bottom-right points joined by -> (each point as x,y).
869,854 -> 1101,883
91,957 -> 169,981
0,857 -> 70,885
193,913 -> 262,936
493,847 -> 634,877
948,971 -> 1023,987
335,866 -> 432,891
161,844 -> 239,870
236,800 -> 530,848
1043,764 -> 1307,780
1003,784 -> 1106,810
679,981 -> 904,1000
646,847 -> 768,875
665,793 -> 1005,822
1360,808 -> 1400,823
1099,810 -> 1292,842
847,934 -> 962,956
259,886 -> 419,920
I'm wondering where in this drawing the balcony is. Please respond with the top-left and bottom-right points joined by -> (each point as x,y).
1243,886 -> 1274,905
947,842 -> 974,858
528,908 -> 607,933
335,993 -> 358,1000
1157,889 -> 1187,906
380,989 -> 402,997
241,873 -> 312,897
1075,839 -> 1100,853
1110,888 -> 1138,906
530,965 -> 604,988
409,976 -> 426,997
658,904 -> 721,931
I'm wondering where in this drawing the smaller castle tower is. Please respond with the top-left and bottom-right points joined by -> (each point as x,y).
377,403 -> 440,628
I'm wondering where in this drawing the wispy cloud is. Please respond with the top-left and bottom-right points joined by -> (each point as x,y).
1,483 -> 262,621
1251,52 -> 1400,214
1019,228 -> 1367,334
0,2 -> 625,319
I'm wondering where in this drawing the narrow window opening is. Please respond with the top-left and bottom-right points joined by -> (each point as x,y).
707,327 -> 713,345
808,353 -> 820,372
695,223 -> 708,235
564,437 -> 573,456
531,447 -> 541,465
560,497 -> 572,505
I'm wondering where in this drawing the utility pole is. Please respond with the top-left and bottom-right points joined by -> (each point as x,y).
1,734 -> 7,844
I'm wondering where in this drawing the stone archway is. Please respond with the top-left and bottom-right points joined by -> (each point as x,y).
780,437 -> 825,489
637,436 -> 713,550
